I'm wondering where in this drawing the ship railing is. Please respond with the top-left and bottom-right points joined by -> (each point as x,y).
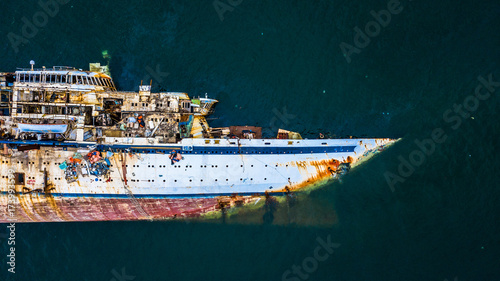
16,66 -> 76,71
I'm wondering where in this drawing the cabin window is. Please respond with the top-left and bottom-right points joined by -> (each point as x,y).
14,173 -> 25,185
53,106 -> 61,114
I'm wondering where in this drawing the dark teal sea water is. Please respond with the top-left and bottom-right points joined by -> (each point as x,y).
1,0 -> 499,280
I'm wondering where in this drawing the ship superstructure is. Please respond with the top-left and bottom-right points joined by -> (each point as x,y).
0,62 -> 396,222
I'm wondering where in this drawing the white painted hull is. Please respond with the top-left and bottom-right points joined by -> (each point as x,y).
0,138 -> 395,198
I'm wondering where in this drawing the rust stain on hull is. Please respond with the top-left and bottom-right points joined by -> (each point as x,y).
275,158 -> 344,193
1,194 -> 222,223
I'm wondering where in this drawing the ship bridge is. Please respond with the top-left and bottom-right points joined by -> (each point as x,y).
14,66 -> 116,92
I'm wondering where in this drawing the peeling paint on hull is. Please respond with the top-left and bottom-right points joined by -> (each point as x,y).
0,138 -> 399,223
1,195 -> 220,222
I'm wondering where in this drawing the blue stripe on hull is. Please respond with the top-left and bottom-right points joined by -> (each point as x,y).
0,140 -> 355,155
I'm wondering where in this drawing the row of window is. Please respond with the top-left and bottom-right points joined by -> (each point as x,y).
20,105 -> 89,116
49,177 -> 114,182
126,164 -> 288,168
129,102 -> 171,108
128,177 -> 276,183
16,73 -> 114,88
7,161 -> 288,168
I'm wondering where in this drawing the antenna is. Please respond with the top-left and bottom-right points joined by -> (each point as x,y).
30,60 -> 35,71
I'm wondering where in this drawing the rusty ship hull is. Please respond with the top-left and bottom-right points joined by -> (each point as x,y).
0,62 -> 397,223
0,138 -> 395,222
